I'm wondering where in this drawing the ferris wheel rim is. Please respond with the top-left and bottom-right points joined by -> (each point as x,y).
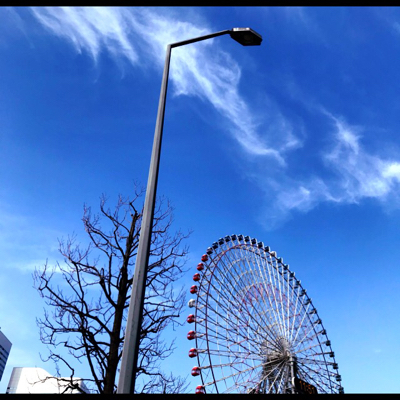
187,234 -> 343,394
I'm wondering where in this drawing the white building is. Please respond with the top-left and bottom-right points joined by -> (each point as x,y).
6,367 -> 89,394
0,330 -> 12,383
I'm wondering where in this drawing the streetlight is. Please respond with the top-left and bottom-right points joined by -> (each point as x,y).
117,27 -> 262,394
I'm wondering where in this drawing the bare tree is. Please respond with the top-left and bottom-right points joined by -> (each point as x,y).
33,188 -> 190,393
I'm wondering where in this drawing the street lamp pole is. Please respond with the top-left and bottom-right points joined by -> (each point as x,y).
117,27 -> 262,394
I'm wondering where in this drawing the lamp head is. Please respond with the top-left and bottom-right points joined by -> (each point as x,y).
230,27 -> 262,46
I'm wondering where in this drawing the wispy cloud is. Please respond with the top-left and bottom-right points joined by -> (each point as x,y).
28,6 -> 298,164
323,113 -> 400,203
31,7 -> 138,65
23,8 -> 400,227
260,112 -> 400,227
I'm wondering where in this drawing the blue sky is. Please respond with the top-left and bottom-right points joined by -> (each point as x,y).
1,6 -> 400,393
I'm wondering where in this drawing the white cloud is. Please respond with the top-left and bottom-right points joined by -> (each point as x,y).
31,7 -> 138,65
25,8 -> 400,226
276,178 -> 335,214
257,112 -> 400,228
323,114 -> 400,203
28,6 -> 298,164
258,175 -> 336,228
382,162 -> 400,180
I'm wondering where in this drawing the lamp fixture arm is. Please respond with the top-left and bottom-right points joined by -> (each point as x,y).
170,29 -> 232,48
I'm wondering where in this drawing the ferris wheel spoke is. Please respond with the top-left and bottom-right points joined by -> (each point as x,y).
252,251 -> 287,339
285,285 -> 297,327
296,362 -> 333,393
295,345 -> 330,363
294,339 -> 328,355
202,359 -> 264,389
240,248 -> 287,339
198,321 -> 271,361
270,257 -> 294,335
296,323 -> 323,343
202,335 -> 251,357
196,294 -> 262,344
211,249 -> 270,318
196,323 -> 255,354
284,268 -> 292,340
297,354 -> 330,363
198,307 -> 281,358
289,301 -> 312,344
291,318 -> 322,350
266,255 -> 289,338
200,356 -> 259,372
212,338 -> 258,362
288,279 -> 309,339
196,280 -> 281,349
200,348 -> 264,361
297,359 -> 328,377
299,356 -> 338,384
207,252 -> 271,319
202,353 -> 291,393
288,281 -> 302,345
201,261 -> 284,348
197,274 -> 261,331
234,357 -> 286,394
296,364 -> 327,393
266,260 -> 291,340
221,249 -> 271,307
231,247 -> 286,339
299,361 -> 339,384
296,355 -> 337,373
247,366 -> 274,394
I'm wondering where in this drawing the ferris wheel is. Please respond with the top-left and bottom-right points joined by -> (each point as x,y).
186,234 -> 344,394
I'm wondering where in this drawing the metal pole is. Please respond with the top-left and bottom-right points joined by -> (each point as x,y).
117,44 -> 172,394
117,27 -> 261,394
117,32 -> 231,395
289,354 -> 296,394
